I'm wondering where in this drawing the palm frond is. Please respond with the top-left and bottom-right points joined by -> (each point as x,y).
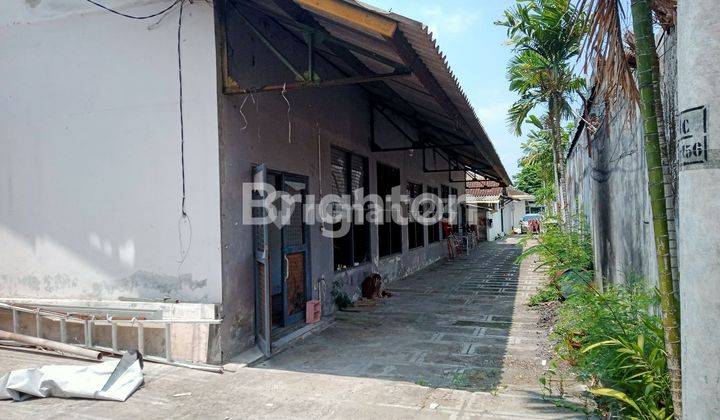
508,97 -> 538,135
577,0 -> 639,105
651,0 -> 676,30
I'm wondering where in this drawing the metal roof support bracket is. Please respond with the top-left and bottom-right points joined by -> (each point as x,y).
230,3 -> 307,82
226,2 -> 411,94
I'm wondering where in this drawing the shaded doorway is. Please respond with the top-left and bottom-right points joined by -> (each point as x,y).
253,166 -> 311,356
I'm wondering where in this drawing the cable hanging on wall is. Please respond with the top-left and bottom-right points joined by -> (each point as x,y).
176,0 -> 192,270
281,83 -> 292,143
84,0 -> 192,269
84,0 -> 183,20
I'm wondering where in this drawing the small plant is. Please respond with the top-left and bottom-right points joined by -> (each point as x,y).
517,212 -> 594,284
552,283 -> 672,419
451,372 -> 470,388
522,210 -> 672,418
539,360 -> 565,396
331,279 -> 353,310
529,282 -> 562,306
583,322 -> 672,419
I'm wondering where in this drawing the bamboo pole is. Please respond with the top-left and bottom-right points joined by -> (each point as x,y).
0,329 -> 102,360
630,0 -> 682,417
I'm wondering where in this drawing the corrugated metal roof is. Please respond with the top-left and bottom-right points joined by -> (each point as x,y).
465,184 -> 532,201
237,0 -> 511,185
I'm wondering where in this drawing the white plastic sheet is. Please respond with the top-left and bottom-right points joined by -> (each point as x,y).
0,352 -> 143,402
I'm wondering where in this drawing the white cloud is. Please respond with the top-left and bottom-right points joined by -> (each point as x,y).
420,6 -> 480,38
473,102 -> 511,124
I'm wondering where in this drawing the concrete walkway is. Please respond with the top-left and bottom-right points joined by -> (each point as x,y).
0,239 -> 582,419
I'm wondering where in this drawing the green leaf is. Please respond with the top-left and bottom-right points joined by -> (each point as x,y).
581,339 -> 619,353
589,388 -> 642,414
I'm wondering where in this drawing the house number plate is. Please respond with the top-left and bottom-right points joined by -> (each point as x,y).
678,106 -> 708,166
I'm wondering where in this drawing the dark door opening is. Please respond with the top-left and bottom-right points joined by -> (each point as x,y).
253,167 -> 311,355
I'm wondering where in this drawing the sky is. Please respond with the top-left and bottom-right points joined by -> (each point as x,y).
369,0 -> 524,177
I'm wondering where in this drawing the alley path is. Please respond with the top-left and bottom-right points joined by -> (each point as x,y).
0,239 -> 582,419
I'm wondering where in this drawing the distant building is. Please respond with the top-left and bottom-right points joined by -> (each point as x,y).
465,185 -> 539,240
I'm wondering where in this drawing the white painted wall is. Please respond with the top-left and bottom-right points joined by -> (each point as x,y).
484,199 -> 529,241
0,1 -> 222,303
510,201 -> 526,230
486,204 -> 502,241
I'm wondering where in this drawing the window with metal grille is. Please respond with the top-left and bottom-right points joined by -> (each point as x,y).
377,162 -> 402,257
426,186 -> 440,243
407,182 -> 424,249
330,147 -> 369,270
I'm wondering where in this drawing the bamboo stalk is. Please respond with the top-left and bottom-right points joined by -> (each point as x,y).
630,1 -> 683,417
0,329 -> 102,360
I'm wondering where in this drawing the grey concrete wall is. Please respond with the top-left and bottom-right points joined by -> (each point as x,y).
216,6 -> 466,359
677,0 -> 720,416
0,1 -> 223,303
565,91 -> 659,289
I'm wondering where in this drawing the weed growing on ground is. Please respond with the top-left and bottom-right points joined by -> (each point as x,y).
529,282 -> 563,306
555,284 -> 672,418
451,372 -> 470,388
331,279 -> 353,309
527,212 -> 672,418
518,213 -> 594,282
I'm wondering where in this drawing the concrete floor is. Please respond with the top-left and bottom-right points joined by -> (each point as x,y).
0,239 -> 584,419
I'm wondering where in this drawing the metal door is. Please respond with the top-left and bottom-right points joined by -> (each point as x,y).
252,164 -> 272,356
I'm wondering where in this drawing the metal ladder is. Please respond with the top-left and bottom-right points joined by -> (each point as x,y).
0,302 -> 223,372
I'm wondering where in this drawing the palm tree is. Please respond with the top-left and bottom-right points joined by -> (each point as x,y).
497,0 -> 586,221
578,0 -> 681,416
515,116 -> 565,206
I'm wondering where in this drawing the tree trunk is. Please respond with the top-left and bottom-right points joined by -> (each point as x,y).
651,33 -> 680,297
630,1 -> 682,417
548,97 -> 567,222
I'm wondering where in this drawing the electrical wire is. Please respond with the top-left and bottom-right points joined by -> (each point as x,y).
84,0 -> 182,20
84,0 -> 192,269
239,93 -> 255,131
177,212 -> 193,268
176,0 -> 192,270
281,83 -> 292,143
178,0 -> 187,218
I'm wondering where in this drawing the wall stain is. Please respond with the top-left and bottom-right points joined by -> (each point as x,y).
95,271 -> 208,300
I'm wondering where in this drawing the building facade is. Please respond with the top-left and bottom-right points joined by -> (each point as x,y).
465,186 -> 536,241
0,0 -> 509,363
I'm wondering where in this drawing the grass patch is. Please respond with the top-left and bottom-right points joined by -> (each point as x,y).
528,282 -> 562,306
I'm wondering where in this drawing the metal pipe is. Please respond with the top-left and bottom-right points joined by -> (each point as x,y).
164,323 -> 172,362
227,70 -> 411,95
0,302 -> 221,325
111,321 -> 118,352
229,2 -> 305,81
0,329 -> 102,360
91,345 -> 223,373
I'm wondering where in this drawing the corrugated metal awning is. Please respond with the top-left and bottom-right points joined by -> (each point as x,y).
228,0 -> 511,185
